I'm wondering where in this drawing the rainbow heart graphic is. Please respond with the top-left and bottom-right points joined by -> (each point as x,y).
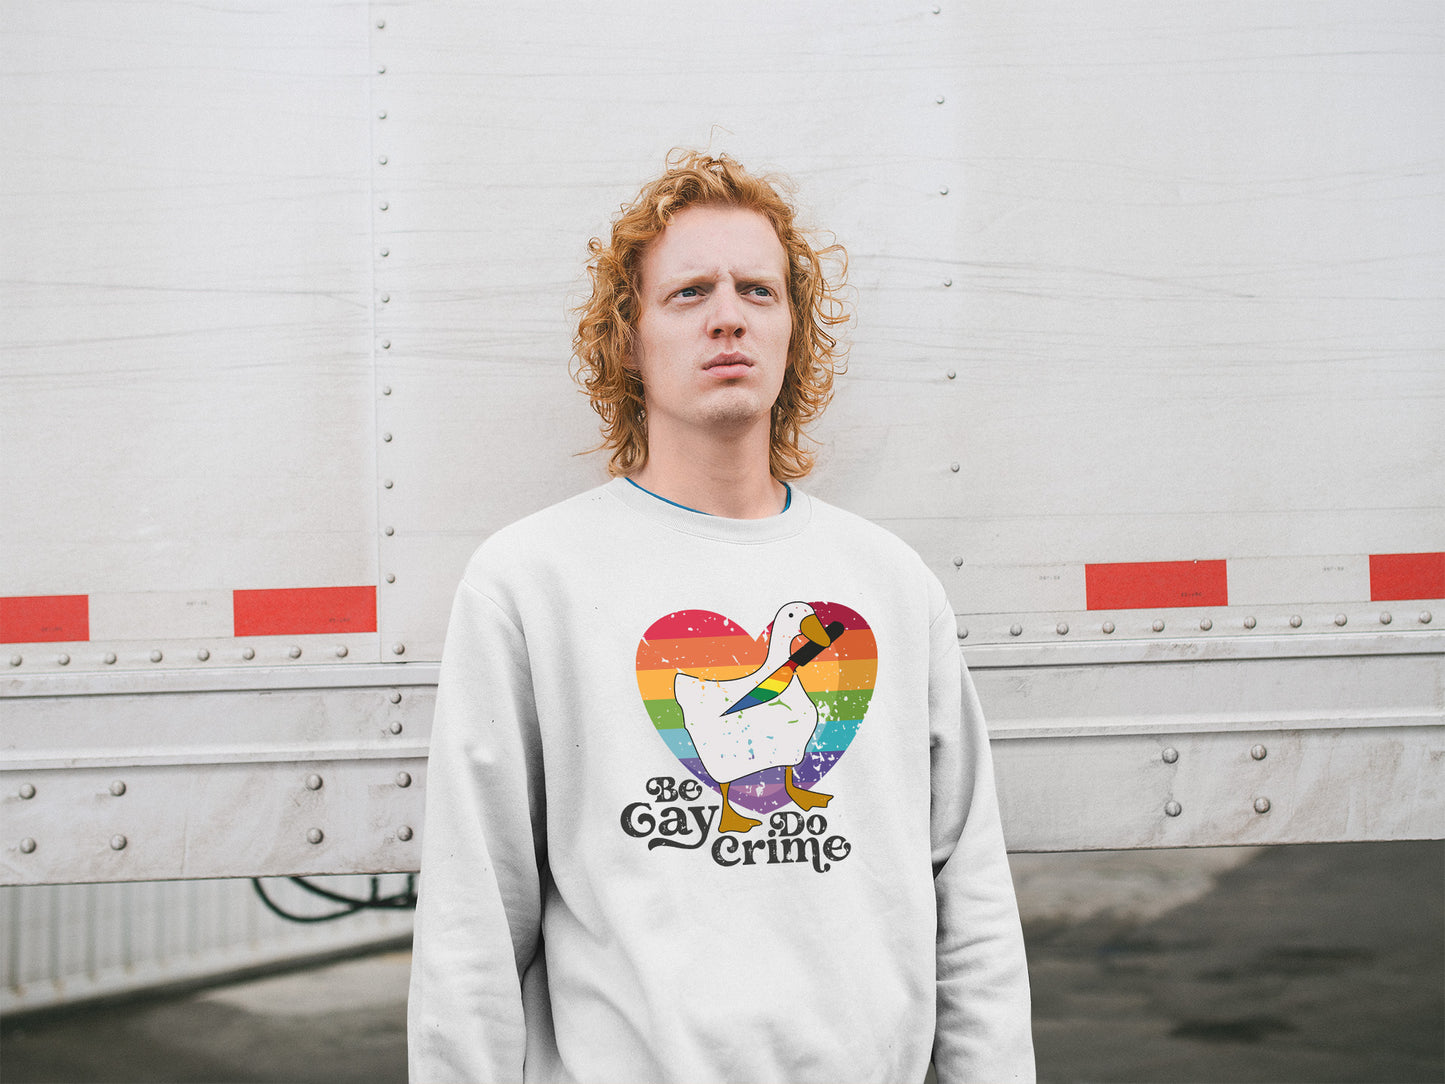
635,602 -> 876,814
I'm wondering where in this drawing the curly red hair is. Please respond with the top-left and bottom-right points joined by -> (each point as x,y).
573,150 -> 849,480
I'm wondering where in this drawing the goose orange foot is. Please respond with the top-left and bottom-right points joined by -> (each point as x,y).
718,783 -> 762,834
784,766 -> 833,811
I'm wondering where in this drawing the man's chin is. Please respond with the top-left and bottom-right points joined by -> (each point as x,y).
695,396 -> 773,431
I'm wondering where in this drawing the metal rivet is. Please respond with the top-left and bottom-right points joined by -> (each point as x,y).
935,94 -> 945,104
1380,611 -> 1392,625
389,721 -> 404,734
377,109 -> 387,119
1289,615 -> 1302,628
950,462 -> 960,472
57,653 -> 70,666
1056,622 -> 1069,636
149,650 -> 163,663
939,185 -> 949,195
379,247 -> 390,257
378,155 -> 388,165
1253,797 -> 1271,814
197,648 -> 210,661
378,200 -> 389,211
104,651 -> 118,664
375,17 -> 385,29
382,432 -> 393,442
1420,611 -> 1433,625
396,825 -> 414,842
380,293 -> 390,304
19,784 -> 36,800
1009,623 -> 1023,637
1164,800 -> 1182,817
288,646 -> 302,659
946,369 -> 956,379
335,645 -> 349,658
109,781 -> 126,796
307,828 -> 324,844
390,691 -> 402,703
1101,621 -> 1115,634
1161,747 -> 1178,764
391,643 -> 405,656
1243,616 -> 1257,629
381,339 -> 391,349
110,835 -> 127,851
1199,618 -> 1213,631
381,385 -> 393,395
9,655 -> 21,667
384,526 -> 395,536
1334,613 -> 1348,627
1250,744 -> 1267,760
395,771 -> 412,788
1152,619 -> 1165,633
242,647 -> 255,660
376,64 -> 386,74
305,774 -> 323,791
385,573 -> 396,583
932,3 -> 941,11
942,278 -> 953,287
20,838 -> 37,854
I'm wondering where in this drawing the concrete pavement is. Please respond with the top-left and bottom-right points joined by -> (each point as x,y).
3,841 -> 1440,1083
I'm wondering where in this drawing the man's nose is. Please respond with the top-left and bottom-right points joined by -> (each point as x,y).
708,291 -> 745,338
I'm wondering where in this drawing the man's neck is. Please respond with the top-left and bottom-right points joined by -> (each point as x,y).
630,429 -> 786,520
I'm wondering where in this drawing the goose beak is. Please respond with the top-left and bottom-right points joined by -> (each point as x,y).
800,613 -> 832,648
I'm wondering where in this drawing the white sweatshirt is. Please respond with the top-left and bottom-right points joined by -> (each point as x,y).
408,478 -> 1034,1084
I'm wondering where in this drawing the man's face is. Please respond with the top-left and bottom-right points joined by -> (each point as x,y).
632,204 -> 792,446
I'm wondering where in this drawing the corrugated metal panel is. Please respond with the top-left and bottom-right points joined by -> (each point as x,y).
3,666 -> 431,885
1,876 -> 413,1013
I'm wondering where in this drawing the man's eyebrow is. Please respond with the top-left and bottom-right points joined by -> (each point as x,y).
654,268 -> 786,291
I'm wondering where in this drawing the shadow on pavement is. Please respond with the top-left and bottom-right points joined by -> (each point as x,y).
1026,840 -> 1443,1083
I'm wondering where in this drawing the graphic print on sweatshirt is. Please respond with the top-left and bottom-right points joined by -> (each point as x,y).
634,601 -> 876,840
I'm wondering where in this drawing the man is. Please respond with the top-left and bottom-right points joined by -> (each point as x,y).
408,151 -> 1034,1083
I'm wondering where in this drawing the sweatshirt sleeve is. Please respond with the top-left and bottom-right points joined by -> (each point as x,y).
928,602 -> 1036,1083
408,577 -> 547,1084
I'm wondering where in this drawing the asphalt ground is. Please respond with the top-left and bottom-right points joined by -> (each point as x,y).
3,840 -> 1441,1084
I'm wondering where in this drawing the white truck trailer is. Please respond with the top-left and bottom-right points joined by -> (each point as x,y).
4,1 -> 1442,904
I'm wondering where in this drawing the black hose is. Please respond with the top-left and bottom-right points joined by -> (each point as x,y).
251,874 -> 417,923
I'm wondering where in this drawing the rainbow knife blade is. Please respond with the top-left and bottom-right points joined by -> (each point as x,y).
720,620 -> 845,715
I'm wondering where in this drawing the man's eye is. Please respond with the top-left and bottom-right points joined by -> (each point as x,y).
748,286 -> 774,298
676,286 -> 701,298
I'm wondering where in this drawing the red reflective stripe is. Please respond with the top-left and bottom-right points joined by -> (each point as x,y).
232,586 -> 376,636
1085,560 -> 1228,610
0,595 -> 90,643
1369,552 -> 1445,601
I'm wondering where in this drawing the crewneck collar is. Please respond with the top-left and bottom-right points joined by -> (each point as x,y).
624,476 -> 791,517
606,476 -> 811,543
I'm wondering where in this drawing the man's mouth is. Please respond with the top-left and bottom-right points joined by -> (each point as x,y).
704,352 -> 752,375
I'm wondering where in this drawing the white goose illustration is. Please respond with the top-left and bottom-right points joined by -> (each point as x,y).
673,601 -> 843,833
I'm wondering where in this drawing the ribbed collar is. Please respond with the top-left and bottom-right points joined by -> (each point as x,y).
604,476 -> 812,544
